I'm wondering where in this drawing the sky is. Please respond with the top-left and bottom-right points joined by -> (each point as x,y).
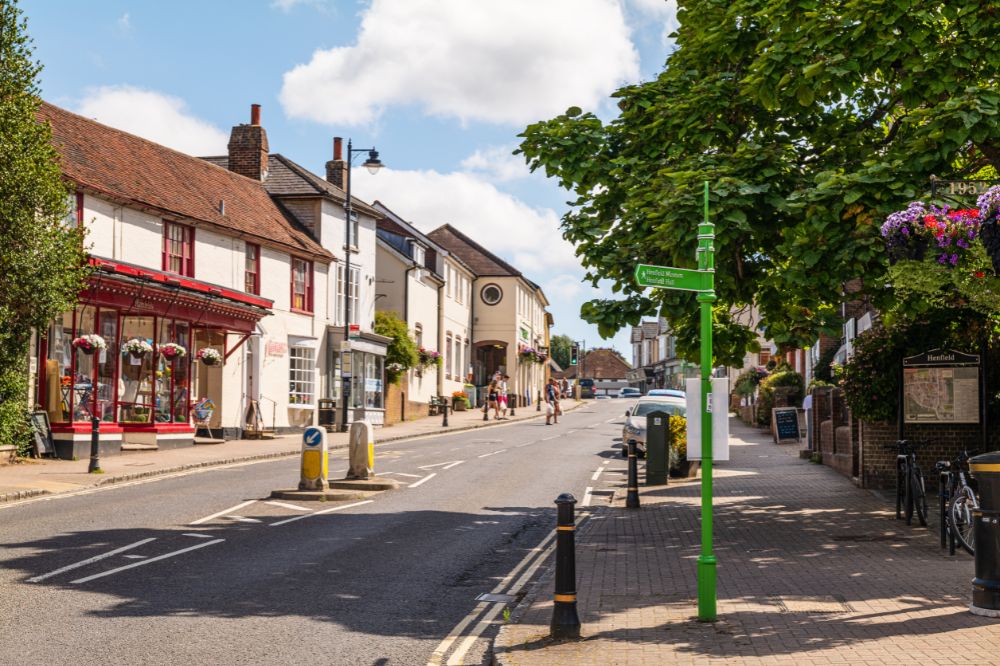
22,0 -> 679,358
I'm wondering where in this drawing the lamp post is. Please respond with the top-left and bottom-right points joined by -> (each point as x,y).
339,138 -> 384,434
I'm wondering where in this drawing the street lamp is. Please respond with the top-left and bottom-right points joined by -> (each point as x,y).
340,138 -> 384,433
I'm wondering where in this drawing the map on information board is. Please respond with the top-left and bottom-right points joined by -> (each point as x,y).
903,366 -> 979,424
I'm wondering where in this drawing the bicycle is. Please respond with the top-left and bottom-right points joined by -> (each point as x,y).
888,440 -> 927,527
936,450 -> 979,555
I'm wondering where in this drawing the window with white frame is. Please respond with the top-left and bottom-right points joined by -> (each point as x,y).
336,265 -> 360,325
414,323 -> 423,349
289,344 -> 315,406
455,274 -> 464,304
464,338 -> 470,380
411,241 -> 425,267
446,334 -> 453,379
446,265 -> 453,299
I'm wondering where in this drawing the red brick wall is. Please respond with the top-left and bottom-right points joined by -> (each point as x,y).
859,420 -> 985,489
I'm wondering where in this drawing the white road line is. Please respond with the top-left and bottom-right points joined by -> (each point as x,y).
409,473 -> 437,489
419,460 -> 462,470
591,467 -> 604,481
225,515 -> 261,523
182,533 -> 216,539
582,486 -> 594,506
122,555 -> 146,559
541,435 -> 558,441
477,449 -> 506,458
264,500 -> 311,512
441,461 -> 465,470
445,533 -> 561,666
428,530 -> 557,666
381,471 -> 423,478
189,499 -> 256,525
269,499 -> 374,527
71,539 -> 225,584
28,538 -> 157,582
603,460 -> 610,465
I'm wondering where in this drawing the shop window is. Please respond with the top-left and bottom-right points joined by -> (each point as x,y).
119,316 -> 155,423
155,319 -> 191,423
43,312 -> 74,423
289,344 -> 315,406
245,243 -> 260,295
162,222 -> 194,276
291,258 -> 313,313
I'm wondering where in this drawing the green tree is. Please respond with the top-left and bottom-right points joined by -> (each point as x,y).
0,0 -> 88,453
549,334 -> 573,368
518,1 -> 1000,365
373,311 -> 419,384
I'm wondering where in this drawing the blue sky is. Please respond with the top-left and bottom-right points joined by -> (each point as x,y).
23,0 -> 678,358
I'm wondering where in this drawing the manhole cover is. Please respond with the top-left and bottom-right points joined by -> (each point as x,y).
773,595 -> 852,613
476,593 -> 516,603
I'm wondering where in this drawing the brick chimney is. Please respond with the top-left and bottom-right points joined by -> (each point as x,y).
227,103 -> 269,181
325,137 -> 348,190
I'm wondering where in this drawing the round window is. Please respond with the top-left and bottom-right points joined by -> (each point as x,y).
481,284 -> 503,306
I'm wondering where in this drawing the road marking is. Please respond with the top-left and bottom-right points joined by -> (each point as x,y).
409,473 -> 437,489
582,486 -> 594,506
27,538 -> 157,582
269,499 -> 374,527
189,499 -> 256,525
71,539 -> 225,584
380,471 -> 423,478
541,435 -> 558,441
182,533 -> 216,539
477,449 -> 506,458
419,460 -> 463,470
428,530 -> 557,666
591,467 -> 604,481
122,555 -> 146,559
603,460 -> 610,465
225,515 -> 261,523
441,461 -> 465,470
264,500 -> 311,512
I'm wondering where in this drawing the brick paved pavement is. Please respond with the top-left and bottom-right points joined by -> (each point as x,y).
495,417 -> 1000,665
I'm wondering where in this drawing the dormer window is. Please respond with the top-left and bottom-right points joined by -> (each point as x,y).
410,241 -> 425,267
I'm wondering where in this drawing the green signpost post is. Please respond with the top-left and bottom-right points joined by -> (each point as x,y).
635,181 -> 717,621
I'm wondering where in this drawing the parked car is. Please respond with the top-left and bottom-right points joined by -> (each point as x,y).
647,388 -> 686,399
621,397 -> 686,457
617,387 -> 642,399
578,378 -> 595,399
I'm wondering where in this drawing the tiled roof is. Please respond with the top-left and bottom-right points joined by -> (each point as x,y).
203,153 -> 381,218
426,224 -> 522,277
641,321 -> 660,339
580,349 -> 632,380
41,102 -> 330,260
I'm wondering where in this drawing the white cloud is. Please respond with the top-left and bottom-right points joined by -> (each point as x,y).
116,13 -> 131,32
460,145 -> 531,183
280,0 -> 639,126
628,0 -> 679,47
76,86 -> 229,156
271,0 -> 329,12
352,167 -> 579,276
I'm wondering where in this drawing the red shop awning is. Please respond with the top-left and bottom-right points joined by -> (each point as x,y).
82,257 -> 273,333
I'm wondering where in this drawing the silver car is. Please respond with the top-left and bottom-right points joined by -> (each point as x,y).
621,397 -> 686,457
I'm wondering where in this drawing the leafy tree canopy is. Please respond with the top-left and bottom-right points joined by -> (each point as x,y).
549,333 -> 574,368
518,0 -> 1000,366
0,0 -> 88,451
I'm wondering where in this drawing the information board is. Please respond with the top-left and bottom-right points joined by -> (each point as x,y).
772,407 -> 800,443
903,349 -> 980,424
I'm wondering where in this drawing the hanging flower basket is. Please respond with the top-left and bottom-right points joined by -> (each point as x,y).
121,338 -> 153,358
197,348 -> 222,366
881,202 -> 980,269
158,343 -> 187,360
977,186 -> 1000,274
417,348 -> 441,369
72,334 -> 107,355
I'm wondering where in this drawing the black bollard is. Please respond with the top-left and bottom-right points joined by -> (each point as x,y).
483,399 -> 489,421
970,452 -> 1000,616
87,416 -> 102,473
550,493 -> 581,639
510,396 -> 516,417
537,391 -> 541,411
442,401 -> 449,427
626,439 -> 640,508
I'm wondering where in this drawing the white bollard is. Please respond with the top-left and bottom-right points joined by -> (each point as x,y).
347,420 -> 375,480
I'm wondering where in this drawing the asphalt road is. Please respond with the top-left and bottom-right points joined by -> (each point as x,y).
0,399 -> 629,666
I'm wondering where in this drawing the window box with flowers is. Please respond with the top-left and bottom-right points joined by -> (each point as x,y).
417,348 -> 442,369
518,347 -> 545,364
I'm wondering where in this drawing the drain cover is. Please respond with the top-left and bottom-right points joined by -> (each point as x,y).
476,593 -> 516,603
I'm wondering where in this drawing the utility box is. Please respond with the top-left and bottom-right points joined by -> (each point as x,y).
645,410 -> 669,486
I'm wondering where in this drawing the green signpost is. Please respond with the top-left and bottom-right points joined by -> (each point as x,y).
636,181 -> 717,621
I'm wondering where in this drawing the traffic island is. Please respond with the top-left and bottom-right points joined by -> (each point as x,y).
328,477 -> 400,491
269,487 -> 375,502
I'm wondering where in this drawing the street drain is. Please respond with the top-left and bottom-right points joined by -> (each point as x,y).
772,594 -> 852,613
476,593 -> 516,603
831,534 -> 908,542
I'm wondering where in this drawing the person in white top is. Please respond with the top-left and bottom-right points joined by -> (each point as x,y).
498,374 -> 509,419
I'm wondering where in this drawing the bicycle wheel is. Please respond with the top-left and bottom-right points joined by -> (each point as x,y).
910,468 -> 928,527
949,490 -> 977,556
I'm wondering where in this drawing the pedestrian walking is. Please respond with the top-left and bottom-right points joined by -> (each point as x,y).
498,374 -> 510,419
545,378 -> 560,425
488,373 -> 501,420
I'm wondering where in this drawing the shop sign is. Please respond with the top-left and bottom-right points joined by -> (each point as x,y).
265,340 -> 288,357
520,327 -> 529,341
349,324 -> 361,340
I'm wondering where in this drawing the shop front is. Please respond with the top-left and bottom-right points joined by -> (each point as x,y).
38,258 -> 271,458
327,329 -> 389,426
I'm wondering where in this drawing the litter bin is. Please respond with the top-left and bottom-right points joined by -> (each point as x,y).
645,410 -> 669,486
970,451 -> 1000,616
317,399 -> 337,433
